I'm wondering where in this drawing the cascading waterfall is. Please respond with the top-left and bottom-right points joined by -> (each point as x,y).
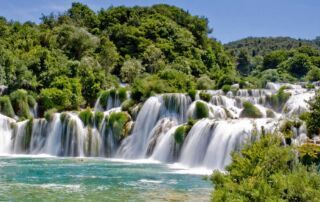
0,83 -> 317,171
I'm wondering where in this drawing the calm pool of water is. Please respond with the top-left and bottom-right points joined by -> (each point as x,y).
0,156 -> 211,201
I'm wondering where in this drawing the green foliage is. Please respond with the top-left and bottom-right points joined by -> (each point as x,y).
44,108 -> 57,122
94,111 -> 104,128
9,89 -> 30,120
39,88 -> 69,112
240,101 -> 262,118
0,96 -> 15,118
211,133 -> 320,201
174,126 -> 186,144
199,92 -> 211,102
306,66 -> 320,82
195,101 -> 209,119
306,93 -> 320,138
282,53 -> 313,78
39,76 -> 83,113
79,108 -> 94,127
118,87 -> 127,102
226,37 -> 320,58
107,112 -> 130,141
121,99 -> 136,114
267,87 -> 291,111
197,75 -> 215,90
120,59 -> 144,83
236,49 -> 251,75
297,143 -> 320,166
131,70 -> 195,102
27,95 -> 36,108
187,89 -> 197,101
221,85 -> 231,94
0,3 -> 237,120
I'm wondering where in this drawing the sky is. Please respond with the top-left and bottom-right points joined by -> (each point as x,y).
0,0 -> 319,43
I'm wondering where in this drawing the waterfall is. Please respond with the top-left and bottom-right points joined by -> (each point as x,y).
0,114 -> 14,154
0,83 -> 317,171
117,94 -> 190,159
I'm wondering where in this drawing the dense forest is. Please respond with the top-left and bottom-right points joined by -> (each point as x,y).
0,3 -> 236,119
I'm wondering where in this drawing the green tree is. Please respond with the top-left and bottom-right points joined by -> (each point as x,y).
120,59 -> 144,83
236,50 -> 251,75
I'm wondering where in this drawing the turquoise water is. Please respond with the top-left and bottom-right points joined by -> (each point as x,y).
0,156 -> 212,201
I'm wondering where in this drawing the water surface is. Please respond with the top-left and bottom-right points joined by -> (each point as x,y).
0,156 -> 211,201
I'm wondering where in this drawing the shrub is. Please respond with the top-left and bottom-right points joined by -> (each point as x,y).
0,96 -> 15,118
174,126 -> 186,144
120,59 -> 144,83
121,99 -> 136,112
211,133 -> 320,201
10,89 -> 30,120
118,87 -> 127,102
79,108 -> 93,127
196,75 -> 215,90
240,101 -> 263,118
27,95 -> 36,108
199,92 -> 211,102
195,101 -> 209,119
267,86 -> 291,111
44,108 -> 57,122
297,143 -> 320,166
94,111 -> 104,128
107,112 -> 130,141
306,93 -> 320,138
187,89 -> 196,101
39,88 -> 70,112
222,85 -> 231,94
99,90 -> 110,109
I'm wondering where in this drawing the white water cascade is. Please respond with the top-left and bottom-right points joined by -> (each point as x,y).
0,83 -> 317,171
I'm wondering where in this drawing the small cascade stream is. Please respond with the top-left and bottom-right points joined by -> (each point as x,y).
0,83 -> 317,171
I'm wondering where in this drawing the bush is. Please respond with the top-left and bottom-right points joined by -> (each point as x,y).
222,85 -> 231,94
267,86 -> 291,111
306,93 -> 320,138
0,96 -> 15,118
118,87 -> 127,102
10,89 -> 30,120
27,95 -> 36,108
39,88 -> 70,112
174,126 -> 186,144
120,59 -> 144,83
121,99 -> 135,112
240,101 -> 262,118
187,89 -> 196,101
44,108 -> 57,122
94,111 -> 104,128
79,108 -> 93,127
195,101 -> 209,119
211,133 -> 320,201
99,90 -> 110,109
297,143 -> 320,166
107,112 -> 130,141
199,92 -> 211,102
196,75 -> 215,90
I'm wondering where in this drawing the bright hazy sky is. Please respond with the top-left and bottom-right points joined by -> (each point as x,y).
0,0 -> 319,43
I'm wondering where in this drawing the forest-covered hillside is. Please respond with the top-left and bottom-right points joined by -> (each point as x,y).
224,37 -> 320,84
0,3 -> 236,117
0,3 -> 320,119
